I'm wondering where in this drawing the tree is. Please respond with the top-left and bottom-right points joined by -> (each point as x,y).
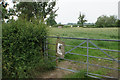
116,19 -> 120,27
106,15 -> 117,27
95,15 -> 107,27
0,1 -> 9,22
77,12 -> 87,27
95,15 -> 117,27
12,0 -> 57,22
46,10 -> 57,26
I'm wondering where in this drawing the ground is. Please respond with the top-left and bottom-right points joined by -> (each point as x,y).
36,60 -> 118,78
38,61 -> 83,78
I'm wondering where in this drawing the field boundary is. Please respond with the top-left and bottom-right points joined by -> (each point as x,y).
44,36 -> 120,79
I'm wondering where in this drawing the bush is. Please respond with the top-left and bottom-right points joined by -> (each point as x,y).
85,25 -> 96,28
63,25 -> 71,28
2,19 -> 48,78
116,19 -> 120,27
73,24 -> 79,27
95,15 -> 117,28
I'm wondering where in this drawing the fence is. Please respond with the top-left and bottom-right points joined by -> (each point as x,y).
44,36 -> 120,79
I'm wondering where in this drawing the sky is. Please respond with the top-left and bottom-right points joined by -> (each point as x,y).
5,0 -> 120,24
55,0 -> 119,24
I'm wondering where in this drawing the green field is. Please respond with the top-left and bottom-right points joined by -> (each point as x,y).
48,27 -> 118,39
47,27 -> 119,78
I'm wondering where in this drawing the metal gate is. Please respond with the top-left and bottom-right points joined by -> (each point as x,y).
44,36 -> 120,79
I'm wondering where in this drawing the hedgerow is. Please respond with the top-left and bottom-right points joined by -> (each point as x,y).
2,19 -> 48,78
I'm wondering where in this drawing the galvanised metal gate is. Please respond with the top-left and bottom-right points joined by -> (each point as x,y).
44,36 -> 120,79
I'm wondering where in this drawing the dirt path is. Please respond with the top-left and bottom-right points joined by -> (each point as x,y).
38,61 -> 86,78
36,60 -> 118,78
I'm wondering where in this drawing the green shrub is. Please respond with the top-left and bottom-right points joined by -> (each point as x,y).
84,25 -> 96,28
73,24 -> 79,27
63,25 -> 71,28
2,19 -> 48,78
116,19 -> 120,27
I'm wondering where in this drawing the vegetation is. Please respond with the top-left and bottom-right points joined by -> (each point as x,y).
116,19 -> 120,27
16,1 -> 56,21
1,0 -> 119,79
2,19 -> 52,78
1,1 -> 9,22
63,25 -> 71,28
48,27 -> 119,78
64,70 -> 87,78
95,15 -> 118,27
64,70 -> 95,79
49,27 -> 118,39
1,0 -> 58,78
48,14 -> 119,28
46,10 -> 57,26
1,0 -> 57,23
77,12 -> 87,27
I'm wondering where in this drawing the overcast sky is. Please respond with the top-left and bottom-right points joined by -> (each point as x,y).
6,0 -> 120,24
55,0 -> 119,24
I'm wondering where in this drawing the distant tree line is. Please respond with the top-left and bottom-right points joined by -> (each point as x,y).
74,14 -> 120,28
54,12 -> 120,28
95,15 -> 120,27
77,13 -> 120,28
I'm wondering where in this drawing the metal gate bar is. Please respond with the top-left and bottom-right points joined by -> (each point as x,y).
87,39 -> 89,75
89,41 -> 118,62
56,67 -> 79,73
48,55 -> 120,71
47,36 -> 120,42
65,40 -> 87,54
46,43 -> 120,52
69,52 -> 118,61
88,73 -> 116,79
45,36 -> 120,79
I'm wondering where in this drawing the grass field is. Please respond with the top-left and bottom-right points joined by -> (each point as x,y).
48,27 -> 118,39
47,27 -> 119,78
